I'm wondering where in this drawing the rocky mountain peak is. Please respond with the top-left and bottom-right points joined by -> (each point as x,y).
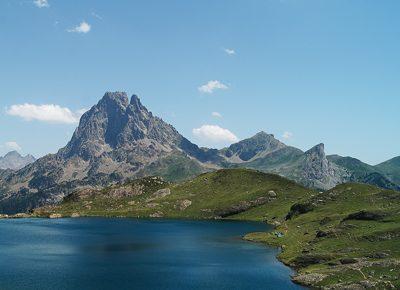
301,143 -> 349,189
254,131 -> 273,138
58,91 -> 194,161
130,94 -> 144,108
220,131 -> 286,162
0,151 -> 36,170
305,143 -> 325,157
4,151 -> 21,158
101,91 -> 129,108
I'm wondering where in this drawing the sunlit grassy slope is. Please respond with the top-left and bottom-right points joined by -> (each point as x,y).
33,169 -> 400,288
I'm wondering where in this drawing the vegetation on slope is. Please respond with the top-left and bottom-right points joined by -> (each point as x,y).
136,152 -> 209,182
34,169 -> 312,220
328,155 -> 400,190
32,169 -> 400,288
244,183 -> 400,289
376,156 -> 400,185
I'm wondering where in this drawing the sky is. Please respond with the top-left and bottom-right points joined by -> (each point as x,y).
0,0 -> 399,165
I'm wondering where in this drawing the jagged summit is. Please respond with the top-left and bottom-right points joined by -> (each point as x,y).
60,92 -> 181,160
130,94 -> 145,109
305,143 -> 325,157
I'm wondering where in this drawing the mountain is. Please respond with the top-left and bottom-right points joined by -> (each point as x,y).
375,156 -> 400,185
0,151 -> 35,170
327,155 -> 400,190
0,91 -> 399,214
0,92 -> 216,213
219,132 -> 286,163
235,143 -> 349,190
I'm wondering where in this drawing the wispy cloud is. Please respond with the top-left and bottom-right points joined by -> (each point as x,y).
6,103 -> 87,124
4,141 -> 22,152
211,112 -> 222,118
33,0 -> 49,8
192,124 -> 238,147
282,131 -> 293,140
67,21 -> 91,34
198,80 -> 228,94
91,11 -> 103,20
223,48 -> 235,55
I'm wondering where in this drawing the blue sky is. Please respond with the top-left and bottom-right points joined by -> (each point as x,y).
0,0 -> 399,165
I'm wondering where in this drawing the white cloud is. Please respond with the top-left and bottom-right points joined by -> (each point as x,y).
5,141 -> 22,152
282,131 -> 293,139
224,48 -> 235,55
34,0 -> 49,8
6,103 -> 86,124
198,80 -> 228,94
67,21 -> 91,34
211,112 -> 222,118
192,124 -> 238,146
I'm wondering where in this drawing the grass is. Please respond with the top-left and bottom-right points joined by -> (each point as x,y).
32,169 -> 400,288
244,183 -> 400,288
35,169 -> 312,220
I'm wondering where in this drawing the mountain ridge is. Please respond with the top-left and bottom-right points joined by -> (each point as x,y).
0,91 -> 399,213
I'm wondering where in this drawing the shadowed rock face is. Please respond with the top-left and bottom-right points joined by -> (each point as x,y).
300,143 -> 350,189
0,151 -> 35,170
60,92 -> 182,160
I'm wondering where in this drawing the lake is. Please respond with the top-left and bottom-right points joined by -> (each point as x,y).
0,218 -> 303,290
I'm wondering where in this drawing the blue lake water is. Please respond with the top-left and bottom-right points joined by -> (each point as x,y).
0,218 -> 304,290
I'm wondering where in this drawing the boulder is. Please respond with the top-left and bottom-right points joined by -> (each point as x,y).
178,199 -> 192,210
292,273 -> 328,286
152,188 -> 171,198
150,211 -> 164,218
340,257 -> 358,264
49,213 -> 62,219
146,203 -> 159,208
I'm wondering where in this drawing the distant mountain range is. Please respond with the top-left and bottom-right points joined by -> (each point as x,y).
0,91 -> 399,213
0,151 -> 35,170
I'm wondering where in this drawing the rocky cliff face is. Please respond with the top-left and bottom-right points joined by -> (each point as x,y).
298,144 -> 350,189
60,92 -> 184,161
0,151 -> 35,170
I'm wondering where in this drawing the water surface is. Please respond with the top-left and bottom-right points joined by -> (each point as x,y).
0,218 -> 303,290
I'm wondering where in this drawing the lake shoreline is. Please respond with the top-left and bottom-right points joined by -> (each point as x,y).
0,216 -> 304,289
0,213 -> 305,288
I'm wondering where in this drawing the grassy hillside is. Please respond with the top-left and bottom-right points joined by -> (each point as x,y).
32,169 -> 400,288
34,169 -> 312,220
244,183 -> 400,289
376,156 -> 400,185
328,155 -> 400,190
328,155 -> 377,177
136,152 -> 208,182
